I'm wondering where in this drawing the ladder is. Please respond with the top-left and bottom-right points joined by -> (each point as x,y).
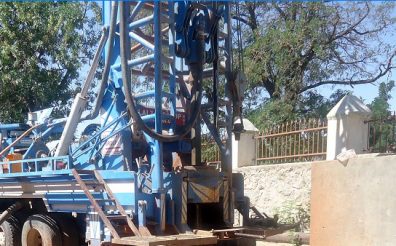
71,169 -> 144,238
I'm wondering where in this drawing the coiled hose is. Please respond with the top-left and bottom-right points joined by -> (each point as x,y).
119,2 -> 204,142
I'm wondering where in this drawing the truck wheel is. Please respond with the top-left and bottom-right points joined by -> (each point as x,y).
50,213 -> 79,246
0,215 -> 21,246
21,214 -> 61,246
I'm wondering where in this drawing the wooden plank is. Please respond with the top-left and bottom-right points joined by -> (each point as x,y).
111,235 -> 217,246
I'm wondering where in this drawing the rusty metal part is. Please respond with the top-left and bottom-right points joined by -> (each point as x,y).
0,124 -> 41,158
210,225 -> 300,241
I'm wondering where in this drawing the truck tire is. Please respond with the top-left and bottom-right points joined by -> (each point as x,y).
21,214 -> 61,246
50,213 -> 79,246
0,215 -> 21,246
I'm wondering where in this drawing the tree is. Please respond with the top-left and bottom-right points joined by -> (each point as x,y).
370,81 -> 395,119
235,2 -> 396,109
0,2 -> 101,123
368,81 -> 395,152
247,89 -> 350,130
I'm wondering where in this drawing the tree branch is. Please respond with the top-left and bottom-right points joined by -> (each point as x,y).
232,15 -> 250,27
300,51 -> 396,93
328,3 -> 370,43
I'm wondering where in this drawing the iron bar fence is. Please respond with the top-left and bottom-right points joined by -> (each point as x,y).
201,112 -> 396,165
366,111 -> 396,153
255,119 -> 327,164
201,119 -> 328,165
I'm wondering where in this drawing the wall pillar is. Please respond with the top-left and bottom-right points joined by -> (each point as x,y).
326,94 -> 372,160
232,119 -> 259,168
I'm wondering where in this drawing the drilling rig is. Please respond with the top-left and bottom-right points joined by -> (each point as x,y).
0,2 -> 277,246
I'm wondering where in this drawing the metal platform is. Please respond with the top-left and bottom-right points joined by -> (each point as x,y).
111,234 -> 217,246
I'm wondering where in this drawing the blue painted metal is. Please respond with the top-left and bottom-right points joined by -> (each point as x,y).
100,1 -> 134,172
128,14 -> 154,30
0,1 -> 243,242
151,1 -> 165,230
0,123 -> 30,131
168,1 -> 177,134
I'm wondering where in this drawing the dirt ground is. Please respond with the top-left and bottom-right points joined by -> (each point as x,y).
256,242 -> 309,246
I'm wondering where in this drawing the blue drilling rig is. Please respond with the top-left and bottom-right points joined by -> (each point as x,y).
0,2 -> 279,246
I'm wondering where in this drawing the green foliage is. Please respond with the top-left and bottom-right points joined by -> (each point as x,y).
201,141 -> 221,163
368,81 -> 395,152
370,81 -> 395,119
237,2 -> 396,115
247,89 -> 350,130
273,200 -> 310,232
0,2 -> 100,123
247,100 -> 295,130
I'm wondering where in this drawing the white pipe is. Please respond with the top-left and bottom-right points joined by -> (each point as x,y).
55,28 -> 109,156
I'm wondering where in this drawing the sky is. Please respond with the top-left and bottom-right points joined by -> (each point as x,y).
318,82 -> 396,112
318,2 -> 396,112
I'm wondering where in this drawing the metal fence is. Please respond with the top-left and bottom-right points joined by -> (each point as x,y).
366,111 -> 396,153
201,119 -> 328,165
200,112 -> 396,165
255,119 -> 327,164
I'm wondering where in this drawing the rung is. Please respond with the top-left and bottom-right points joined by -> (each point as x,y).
96,199 -> 115,203
107,215 -> 127,220
84,181 -> 104,187
75,169 -> 95,174
71,169 -> 142,238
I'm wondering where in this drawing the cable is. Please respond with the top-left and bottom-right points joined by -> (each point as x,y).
235,1 -> 245,73
119,2 -> 204,142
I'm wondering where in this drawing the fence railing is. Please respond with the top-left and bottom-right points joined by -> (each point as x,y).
255,119 -> 327,164
366,111 -> 396,153
201,118 -> 328,165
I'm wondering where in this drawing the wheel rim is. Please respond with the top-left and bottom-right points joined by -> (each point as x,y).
26,229 -> 43,246
0,227 -> 4,246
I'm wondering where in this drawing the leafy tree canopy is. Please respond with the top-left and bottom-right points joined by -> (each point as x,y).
247,89 -> 349,130
235,2 -> 396,121
370,80 -> 395,119
0,2 -> 100,123
368,80 -> 395,152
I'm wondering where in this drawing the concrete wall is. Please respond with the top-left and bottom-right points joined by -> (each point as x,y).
235,162 -> 312,227
232,132 -> 256,169
311,154 -> 396,246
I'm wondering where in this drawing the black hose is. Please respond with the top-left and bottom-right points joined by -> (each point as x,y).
0,202 -> 23,226
85,2 -> 118,120
120,2 -> 204,142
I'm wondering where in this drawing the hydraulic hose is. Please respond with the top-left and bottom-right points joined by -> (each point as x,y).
0,202 -> 23,226
85,1 -> 118,120
119,2 -> 204,142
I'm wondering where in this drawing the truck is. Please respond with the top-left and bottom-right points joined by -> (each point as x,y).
0,2 -> 282,245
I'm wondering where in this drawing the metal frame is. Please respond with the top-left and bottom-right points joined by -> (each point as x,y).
0,2 -> 242,245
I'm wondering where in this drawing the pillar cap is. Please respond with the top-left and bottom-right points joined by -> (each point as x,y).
234,118 -> 259,132
327,94 -> 371,119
